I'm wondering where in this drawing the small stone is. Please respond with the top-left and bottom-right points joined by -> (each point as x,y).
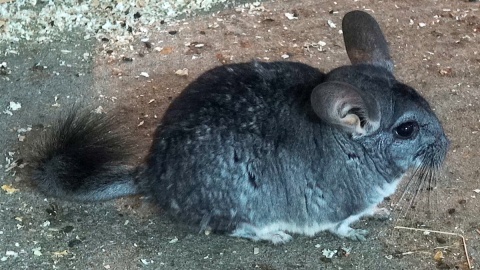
327,20 -> 337,28
32,247 -> 42,256
436,236 -> 447,244
285,13 -> 298,20
175,68 -> 189,77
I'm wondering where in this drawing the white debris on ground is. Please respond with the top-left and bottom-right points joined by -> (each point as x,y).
0,0 -> 230,47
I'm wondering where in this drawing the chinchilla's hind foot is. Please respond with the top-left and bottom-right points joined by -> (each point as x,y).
230,223 -> 293,245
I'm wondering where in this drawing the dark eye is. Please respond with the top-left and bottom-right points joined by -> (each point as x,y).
394,121 -> 419,139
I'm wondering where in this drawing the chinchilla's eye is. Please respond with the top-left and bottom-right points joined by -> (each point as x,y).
394,121 -> 419,139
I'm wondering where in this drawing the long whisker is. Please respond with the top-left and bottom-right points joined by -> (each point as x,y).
395,161 -> 438,223
395,170 -> 418,219
422,155 -> 439,215
393,138 -> 447,225
395,165 -> 423,220
408,165 -> 428,217
421,166 -> 435,217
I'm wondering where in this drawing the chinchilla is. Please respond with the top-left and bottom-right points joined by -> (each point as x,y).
30,10 -> 449,244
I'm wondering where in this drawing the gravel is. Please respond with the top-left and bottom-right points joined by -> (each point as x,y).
0,0 -> 232,46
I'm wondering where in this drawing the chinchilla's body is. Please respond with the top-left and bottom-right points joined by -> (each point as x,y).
31,11 -> 449,244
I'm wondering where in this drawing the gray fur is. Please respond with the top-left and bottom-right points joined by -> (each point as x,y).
30,11 -> 449,244
342,10 -> 394,72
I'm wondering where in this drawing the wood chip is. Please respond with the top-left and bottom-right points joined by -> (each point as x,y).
1,184 -> 19,194
434,251 -> 444,261
160,47 -> 174,55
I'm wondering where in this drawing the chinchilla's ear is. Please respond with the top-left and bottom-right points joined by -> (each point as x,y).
311,81 -> 380,137
342,10 -> 394,73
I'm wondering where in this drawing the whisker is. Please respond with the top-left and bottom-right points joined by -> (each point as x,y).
394,162 -> 440,223
422,167 -> 435,218
395,170 -> 418,219
408,166 -> 427,217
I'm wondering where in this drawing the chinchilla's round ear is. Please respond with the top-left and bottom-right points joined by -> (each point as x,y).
311,81 -> 380,137
342,10 -> 394,73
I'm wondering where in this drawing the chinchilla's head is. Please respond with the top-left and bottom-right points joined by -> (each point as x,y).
310,11 -> 449,180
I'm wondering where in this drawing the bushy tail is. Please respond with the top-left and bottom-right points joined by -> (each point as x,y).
30,107 -> 140,202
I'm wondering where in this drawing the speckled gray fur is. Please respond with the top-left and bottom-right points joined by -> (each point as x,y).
30,11 -> 449,244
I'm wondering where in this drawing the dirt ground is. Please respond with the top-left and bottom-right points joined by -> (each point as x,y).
1,0 -> 479,269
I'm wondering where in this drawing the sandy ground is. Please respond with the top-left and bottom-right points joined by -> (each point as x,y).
1,0 -> 479,269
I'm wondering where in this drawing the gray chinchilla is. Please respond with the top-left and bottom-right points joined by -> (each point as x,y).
30,10 -> 449,244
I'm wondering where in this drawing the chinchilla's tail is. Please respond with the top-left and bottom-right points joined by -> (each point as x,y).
30,107 -> 141,202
